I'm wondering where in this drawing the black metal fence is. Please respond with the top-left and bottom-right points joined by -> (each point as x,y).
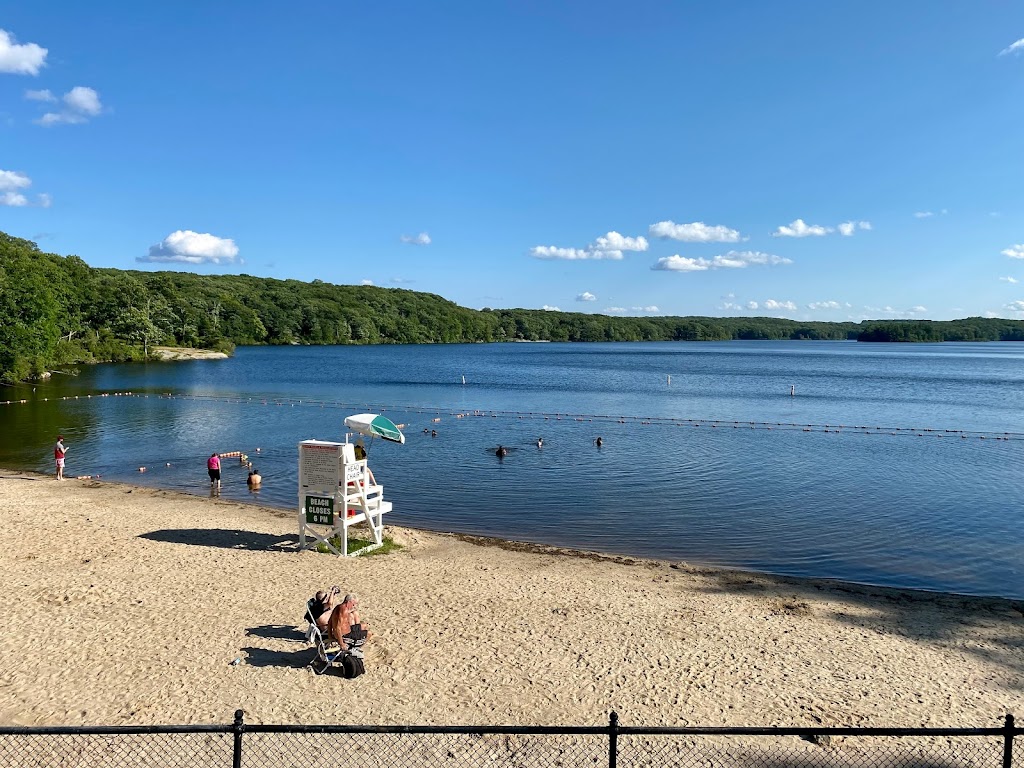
0,711 -> 1016,768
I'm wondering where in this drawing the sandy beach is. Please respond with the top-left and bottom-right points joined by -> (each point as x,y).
0,472 -> 1020,728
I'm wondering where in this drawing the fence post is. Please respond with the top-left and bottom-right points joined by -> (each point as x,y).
233,709 -> 245,768
608,711 -> 619,768
1004,714 -> 1015,768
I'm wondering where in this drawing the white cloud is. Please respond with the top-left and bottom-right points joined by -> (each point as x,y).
1006,301 -> 1024,313
913,211 -> 934,219
722,301 -> 742,311
1002,245 -> 1024,259
139,230 -> 240,264
36,86 -> 103,125
24,88 -> 55,102
999,38 -> 1024,56
652,255 -> 709,272
603,307 -> 627,314
629,305 -> 660,313
530,245 -> 622,260
360,279 -> 374,286
0,169 -> 31,192
0,168 -> 49,207
999,276 -> 1018,284
531,230 -> 647,261
838,220 -> 872,236
773,218 -> 832,237
590,231 -> 648,253
0,29 -> 47,75
400,232 -> 431,246
908,305 -> 928,314
746,301 -> 759,310
763,299 -> 797,311
649,220 -> 743,243
576,291 -> 597,302
807,300 -> 842,310
542,305 -> 561,312
651,250 -> 791,273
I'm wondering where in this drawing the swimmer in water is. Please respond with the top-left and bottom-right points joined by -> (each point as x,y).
496,445 -> 508,457
536,437 -> 543,448
431,429 -> 437,437
595,436 -> 603,447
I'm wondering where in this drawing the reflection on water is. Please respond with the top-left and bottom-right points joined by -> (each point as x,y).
1,341 -> 1023,599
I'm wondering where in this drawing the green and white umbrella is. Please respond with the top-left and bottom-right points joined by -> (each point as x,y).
344,413 -> 406,445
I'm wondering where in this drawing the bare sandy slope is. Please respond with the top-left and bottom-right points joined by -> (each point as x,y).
0,473 -> 1020,728
150,346 -> 229,361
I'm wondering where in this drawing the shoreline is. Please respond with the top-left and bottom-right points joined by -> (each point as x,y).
1,471 -> 1021,728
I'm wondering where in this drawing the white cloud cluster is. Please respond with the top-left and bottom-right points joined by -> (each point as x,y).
913,211 -> 934,219
0,168 -> 50,207
360,279 -> 374,286
763,299 -> 797,311
999,276 -> 1018,284
999,38 -> 1024,56
0,29 -> 47,75
0,169 -> 31,206
400,232 -> 431,246
604,307 -> 626,314
1007,301 -> 1024,313
773,219 -> 830,237
530,230 -> 647,261
139,230 -> 240,264
36,86 -> 103,125
649,220 -> 742,243
774,218 -> 871,237
25,88 -> 55,101
576,291 -> 597,302
807,300 -> 843,310
651,250 -> 791,273
542,305 -> 561,311
629,305 -> 660,313
838,220 -> 871,236
530,246 -> 607,260
1002,244 -> 1024,259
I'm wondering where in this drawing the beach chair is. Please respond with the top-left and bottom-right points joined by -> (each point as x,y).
306,610 -> 369,677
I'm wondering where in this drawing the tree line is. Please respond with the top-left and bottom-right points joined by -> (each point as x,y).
2,231 -> 1023,382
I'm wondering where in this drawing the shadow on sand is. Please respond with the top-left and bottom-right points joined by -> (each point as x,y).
138,528 -> 300,551
688,567 -> 1024,693
246,624 -> 307,642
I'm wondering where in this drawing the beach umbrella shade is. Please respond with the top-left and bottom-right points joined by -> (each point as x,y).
344,413 -> 406,444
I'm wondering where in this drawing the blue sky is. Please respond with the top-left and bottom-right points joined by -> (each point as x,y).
2,2 -> 1023,321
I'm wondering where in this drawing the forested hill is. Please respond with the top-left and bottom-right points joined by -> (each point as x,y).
3,231 -> 1024,382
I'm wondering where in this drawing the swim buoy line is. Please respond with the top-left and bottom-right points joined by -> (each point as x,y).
10,389 -> 1024,442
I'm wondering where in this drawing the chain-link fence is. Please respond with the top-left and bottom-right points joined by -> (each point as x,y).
0,712 -> 1016,768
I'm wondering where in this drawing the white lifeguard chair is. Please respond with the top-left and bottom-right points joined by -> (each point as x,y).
298,439 -> 392,557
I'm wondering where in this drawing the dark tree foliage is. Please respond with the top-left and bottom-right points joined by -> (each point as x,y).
2,231 -> 1023,382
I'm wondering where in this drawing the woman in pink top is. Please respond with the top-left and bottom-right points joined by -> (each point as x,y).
207,453 -> 221,488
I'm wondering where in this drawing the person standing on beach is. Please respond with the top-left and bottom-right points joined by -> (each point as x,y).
54,435 -> 68,480
207,453 -> 221,489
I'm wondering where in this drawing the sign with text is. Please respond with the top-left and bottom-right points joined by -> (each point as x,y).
345,461 -> 363,482
299,440 -> 341,493
305,495 -> 334,526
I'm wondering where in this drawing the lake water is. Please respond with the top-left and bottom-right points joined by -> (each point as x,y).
2,341 -> 1023,600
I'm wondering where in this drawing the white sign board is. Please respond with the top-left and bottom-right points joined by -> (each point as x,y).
299,440 -> 341,495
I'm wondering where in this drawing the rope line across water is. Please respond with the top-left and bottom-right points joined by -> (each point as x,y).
5,390 -> 1022,441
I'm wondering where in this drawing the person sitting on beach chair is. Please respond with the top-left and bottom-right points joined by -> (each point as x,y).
307,587 -> 343,634
306,592 -> 371,676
